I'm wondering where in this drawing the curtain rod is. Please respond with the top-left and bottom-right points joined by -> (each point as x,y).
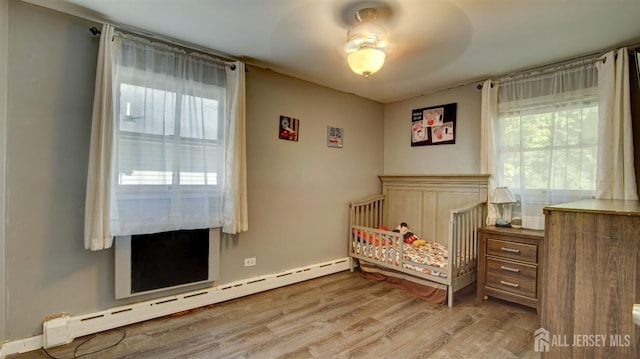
476,40 -> 640,90
476,54 -> 602,90
88,25 -> 239,69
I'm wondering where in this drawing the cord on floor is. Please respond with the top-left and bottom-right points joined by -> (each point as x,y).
41,328 -> 126,359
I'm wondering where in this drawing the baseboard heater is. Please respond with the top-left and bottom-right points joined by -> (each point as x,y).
40,258 -> 351,349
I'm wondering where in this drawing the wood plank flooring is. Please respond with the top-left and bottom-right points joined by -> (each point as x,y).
9,270 -> 540,359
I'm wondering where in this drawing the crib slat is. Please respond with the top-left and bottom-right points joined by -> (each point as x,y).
449,200 -> 485,280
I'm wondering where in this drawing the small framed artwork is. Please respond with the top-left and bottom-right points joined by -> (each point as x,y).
327,126 -> 343,148
410,103 -> 456,146
279,116 -> 299,141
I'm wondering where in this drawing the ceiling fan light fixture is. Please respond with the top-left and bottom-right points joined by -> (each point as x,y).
345,8 -> 387,78
347,47 -> 385,78
347,22 -> 386,46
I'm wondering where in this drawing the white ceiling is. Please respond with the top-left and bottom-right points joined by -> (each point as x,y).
26,0 -> 640,103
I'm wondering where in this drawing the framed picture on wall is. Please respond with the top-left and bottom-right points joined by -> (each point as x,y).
279,116 -> 299,141
410,103 -> 456,146
327,126 -> 343,148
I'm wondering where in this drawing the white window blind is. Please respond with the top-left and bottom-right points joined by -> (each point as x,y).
117,83 -> 222,186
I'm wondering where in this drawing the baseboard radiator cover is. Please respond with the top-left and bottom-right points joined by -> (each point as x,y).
1,258 -> 352,356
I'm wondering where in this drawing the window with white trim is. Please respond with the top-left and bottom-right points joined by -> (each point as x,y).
116,80 -> 224,188
498,95 -> 598,197
495,62 -> 599,228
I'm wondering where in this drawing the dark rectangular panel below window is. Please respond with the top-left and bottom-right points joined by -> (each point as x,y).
131,229 -> 209,294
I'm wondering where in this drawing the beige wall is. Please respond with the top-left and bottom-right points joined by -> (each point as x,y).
5,1 -> 106,339
383,84 -> 482,174
219,67 -> 384,281
3,1 -> 383,340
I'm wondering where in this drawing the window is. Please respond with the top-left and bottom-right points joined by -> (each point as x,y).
108,36 -> 228,236
85,25 -> 247,250
493,62 -> 599,228
498,96 -> 598,198
117,81 -> 224,187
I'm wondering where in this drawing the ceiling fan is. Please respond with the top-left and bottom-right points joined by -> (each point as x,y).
341,3 -> 396,77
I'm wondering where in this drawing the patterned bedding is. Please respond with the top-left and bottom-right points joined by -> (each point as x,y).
401,241 -> 449,277
352,230 -> 451,278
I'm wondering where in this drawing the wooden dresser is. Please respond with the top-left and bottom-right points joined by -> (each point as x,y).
542,199 -> 640,358
477,226 -> 544,313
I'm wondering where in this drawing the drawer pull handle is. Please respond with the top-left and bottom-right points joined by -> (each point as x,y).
501,247 -> 520,254
500,280 -> 520,288
500,265 -> 520,273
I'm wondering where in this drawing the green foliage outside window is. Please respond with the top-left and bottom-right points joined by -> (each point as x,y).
499,105 -> 598,192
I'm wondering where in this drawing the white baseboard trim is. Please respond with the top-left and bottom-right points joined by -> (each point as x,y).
0,335 -> 42,357
0,257 -> 352,357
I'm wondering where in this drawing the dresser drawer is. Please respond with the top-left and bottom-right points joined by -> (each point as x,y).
487,238 -> 537,263
485,258 -> 537,298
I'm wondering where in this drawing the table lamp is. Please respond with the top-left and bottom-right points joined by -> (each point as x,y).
492,187 -> 518,227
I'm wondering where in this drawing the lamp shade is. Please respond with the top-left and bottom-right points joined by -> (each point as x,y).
347,47 -> 385,77
492,187 -> 517,204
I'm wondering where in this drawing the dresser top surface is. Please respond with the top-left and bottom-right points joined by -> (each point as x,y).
480,225 -> 545,238
543,199 -> 640,216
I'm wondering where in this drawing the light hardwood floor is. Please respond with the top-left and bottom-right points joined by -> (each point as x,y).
9,270 -> 540,359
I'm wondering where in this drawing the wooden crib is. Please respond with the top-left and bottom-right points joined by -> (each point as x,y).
348,175 -> 488,307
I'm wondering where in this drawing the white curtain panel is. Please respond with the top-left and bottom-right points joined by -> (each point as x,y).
480,79 -> 500,225
596,48 -> 639,200
84,24 -> 118,250
495,60 -> 599,230
223,61 -> 249,234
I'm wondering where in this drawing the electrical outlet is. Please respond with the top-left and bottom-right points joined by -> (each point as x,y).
244,257 -> 256,267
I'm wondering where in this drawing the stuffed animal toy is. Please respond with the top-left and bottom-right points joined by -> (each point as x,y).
412,239 -> 426,247
393,222 -> 419,244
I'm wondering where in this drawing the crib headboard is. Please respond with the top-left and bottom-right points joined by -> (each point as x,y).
379,175 -> 489,245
